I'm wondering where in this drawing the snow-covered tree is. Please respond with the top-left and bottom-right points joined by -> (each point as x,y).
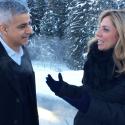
27,0 -> 46,35
63,0 -> 98,69
116,0 -> 125,9
63,0 -> 118,69
40,0 -> 67,37
28,0 -> 124,70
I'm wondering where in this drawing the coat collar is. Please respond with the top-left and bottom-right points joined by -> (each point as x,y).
83,42 -> 117,90
0,42 -> 24,101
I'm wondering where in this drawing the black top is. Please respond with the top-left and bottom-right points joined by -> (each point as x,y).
56,42 -> 125,125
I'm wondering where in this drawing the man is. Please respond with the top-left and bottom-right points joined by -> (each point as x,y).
0,1 -> 39,125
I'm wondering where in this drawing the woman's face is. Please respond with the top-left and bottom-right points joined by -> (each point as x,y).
95,16 -> 119,51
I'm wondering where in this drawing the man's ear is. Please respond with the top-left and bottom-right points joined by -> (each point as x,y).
0,24 -> 8,35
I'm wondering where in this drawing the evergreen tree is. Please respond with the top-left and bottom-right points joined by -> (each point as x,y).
27,0 -> 46,35
28,0 -> 124,70
117,0 -> 125,9
63,0 -> 118,69
95,0 -> 117,14
64,0 -> 96,69
40,0 -> 67,37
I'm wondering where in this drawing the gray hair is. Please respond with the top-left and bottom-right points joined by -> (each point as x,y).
0,0 -> 29,24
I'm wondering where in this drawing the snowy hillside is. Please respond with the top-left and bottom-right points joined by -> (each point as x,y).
33,62 -> 83,125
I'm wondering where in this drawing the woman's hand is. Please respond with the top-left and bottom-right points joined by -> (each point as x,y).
46,73 -> 64,93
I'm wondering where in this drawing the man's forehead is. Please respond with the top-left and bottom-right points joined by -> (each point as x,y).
9,13 -> 31,24
13,13 -> 31,20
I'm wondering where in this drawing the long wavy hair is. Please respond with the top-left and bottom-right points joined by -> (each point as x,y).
88,9 -> 125,74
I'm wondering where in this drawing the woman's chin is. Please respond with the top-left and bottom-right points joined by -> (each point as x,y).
98,45 -> 105,51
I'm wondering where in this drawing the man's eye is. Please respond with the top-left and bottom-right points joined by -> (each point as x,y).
18,25 -> 26,29
29,21 -> 32,26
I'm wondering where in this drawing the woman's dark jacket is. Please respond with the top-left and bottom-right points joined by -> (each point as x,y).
0,42 -> 39,125
57,42 -> 125,125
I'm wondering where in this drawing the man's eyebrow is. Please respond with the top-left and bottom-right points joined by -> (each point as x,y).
17,23 -> 27,27
18,21 -> 32,26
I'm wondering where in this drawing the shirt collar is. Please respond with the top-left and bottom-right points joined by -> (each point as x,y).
0,36 -> 23,57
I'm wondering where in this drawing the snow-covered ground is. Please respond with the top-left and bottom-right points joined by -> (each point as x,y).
33,61 -> 83,125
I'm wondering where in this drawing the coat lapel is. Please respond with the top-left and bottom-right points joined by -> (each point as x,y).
0,42 -> 24,102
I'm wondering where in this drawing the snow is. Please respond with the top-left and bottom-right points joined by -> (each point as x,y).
33,61 -> 83,125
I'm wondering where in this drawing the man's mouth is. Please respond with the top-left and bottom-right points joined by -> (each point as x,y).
22,36 -> 29,39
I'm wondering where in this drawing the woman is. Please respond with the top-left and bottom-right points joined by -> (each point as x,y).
46,9 -> 125,125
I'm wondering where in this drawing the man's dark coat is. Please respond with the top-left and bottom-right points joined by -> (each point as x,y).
0,42 -> 39,125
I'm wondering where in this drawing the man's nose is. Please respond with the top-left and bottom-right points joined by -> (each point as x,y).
25,25 -> 33,34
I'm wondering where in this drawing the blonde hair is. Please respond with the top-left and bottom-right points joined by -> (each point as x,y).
88,9 -> 125,74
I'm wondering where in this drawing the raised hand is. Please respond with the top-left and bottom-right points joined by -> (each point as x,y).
46,73 -> 63,94
46,73 -> 90,113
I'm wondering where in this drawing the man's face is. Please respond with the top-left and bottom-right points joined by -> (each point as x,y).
1,13 -> 32,51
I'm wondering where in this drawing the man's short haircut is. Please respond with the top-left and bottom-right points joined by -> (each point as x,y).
0,0 -> 29,24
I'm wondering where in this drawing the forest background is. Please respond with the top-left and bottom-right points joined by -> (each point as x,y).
26,0 -> 125,70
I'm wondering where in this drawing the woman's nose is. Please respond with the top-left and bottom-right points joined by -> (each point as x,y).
95,29 -> 102,38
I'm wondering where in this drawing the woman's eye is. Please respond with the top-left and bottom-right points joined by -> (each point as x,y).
103,28 -> 110,32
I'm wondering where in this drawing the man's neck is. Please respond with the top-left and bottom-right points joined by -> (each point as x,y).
0,35 -> 20,52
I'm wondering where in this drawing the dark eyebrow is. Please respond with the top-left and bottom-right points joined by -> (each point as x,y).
17,20 -> 32,27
